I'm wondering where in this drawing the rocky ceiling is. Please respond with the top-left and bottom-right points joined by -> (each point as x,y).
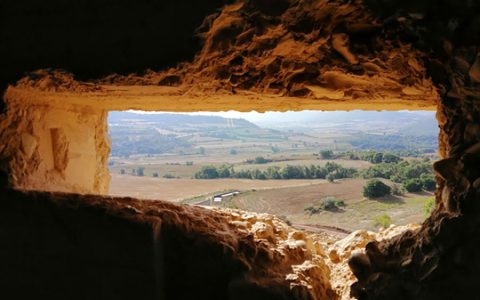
1,0 -> 480,299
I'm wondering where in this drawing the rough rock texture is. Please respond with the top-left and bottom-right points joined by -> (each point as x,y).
344,1 -> 480,299
323,225 -> 420,300
0,82 -> 110,194
0,188 -> 336,300
101,0 -> 437,103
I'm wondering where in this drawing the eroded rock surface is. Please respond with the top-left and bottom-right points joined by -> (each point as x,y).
98,0 -> 437,103
0,189 -> 337,300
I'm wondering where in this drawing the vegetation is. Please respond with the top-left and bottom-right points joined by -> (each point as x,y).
359,158 -> 434,192
363,179 -> 391,198
319,197 -> 345,210
304,197 -> 345,214
194,162 -> 357,180
349,133 -> 437,153
373,214 -> 392,228
320,150 -> 334,159
424,197 -> 435,217
109,111 -> 438,231
136,167 -> 145,177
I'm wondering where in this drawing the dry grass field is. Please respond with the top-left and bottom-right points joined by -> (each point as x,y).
109,174 -> 432,231
223,179 -> 433,231
109,173 -> 326,201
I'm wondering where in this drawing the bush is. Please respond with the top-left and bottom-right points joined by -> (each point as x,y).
424,197 -> 435,217
152,172 -> 159,178
120,169 -> 125,175
319,197 -> 345,211
326,173 -> 335,182
305,197 -> 345,214
320,150 -> 334,159
254,156 -> 271,164
391,184 -> 405,196
163,173 -> 175,179
373,214 -> 392,228
304,206 -> 320,215
363,179 -> 391,198
136,167 -> 145,177
420,175 -> 436,191
404,179 -> 423,192
230,149 -> 238,155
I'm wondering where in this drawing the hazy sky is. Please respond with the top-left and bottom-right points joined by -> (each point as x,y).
130,109 -> 435,123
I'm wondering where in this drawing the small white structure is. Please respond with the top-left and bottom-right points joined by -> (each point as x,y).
212,191 -> 240,203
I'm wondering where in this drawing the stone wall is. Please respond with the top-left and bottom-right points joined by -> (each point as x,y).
0,83 -> 110,194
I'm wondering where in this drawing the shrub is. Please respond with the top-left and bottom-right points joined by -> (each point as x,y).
304,206 -> 320,215
420,175 -> 436,191
136,167 -> 145,177
319,197 -> 345,211
230,149 -> 238,155
373,214 -> 392,228
404,179 -> 423,192
423,197 -> 435,217
152,172 -> 159,178
326,173 -> 335,182
254,156 -> 271,164
120,169 -> 125,175
391,184 -> 405,196
320,150 -> 334,159
363,179 -> 391,198
163,173 -> 175,179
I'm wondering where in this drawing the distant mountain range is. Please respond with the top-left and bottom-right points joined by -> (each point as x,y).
248,110 -> 438,136
109,112 -> 257,128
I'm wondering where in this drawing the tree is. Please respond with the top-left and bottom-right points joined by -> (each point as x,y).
363,179 -> 391,198
372,152 -> 384,164
404,179 -> 423,192
194,166 -> 219,179
382,153 -> 401,163
320,150 -> 333,159
420,174 -> 436,191
136,167 -> 145,177
199,147 -> 206,155
120,169 -> 125,175
281,165 -> 304,179
217,165 -> 232,178
254,156 -> 270,164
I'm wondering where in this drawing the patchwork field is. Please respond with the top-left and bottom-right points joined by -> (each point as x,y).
109,173 -> 326,201
107,111 -> 438,232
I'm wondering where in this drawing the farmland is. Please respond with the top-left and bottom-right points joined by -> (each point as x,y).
108,111 -> 438,232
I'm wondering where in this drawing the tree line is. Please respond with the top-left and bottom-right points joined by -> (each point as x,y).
194,162 -> 357,180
